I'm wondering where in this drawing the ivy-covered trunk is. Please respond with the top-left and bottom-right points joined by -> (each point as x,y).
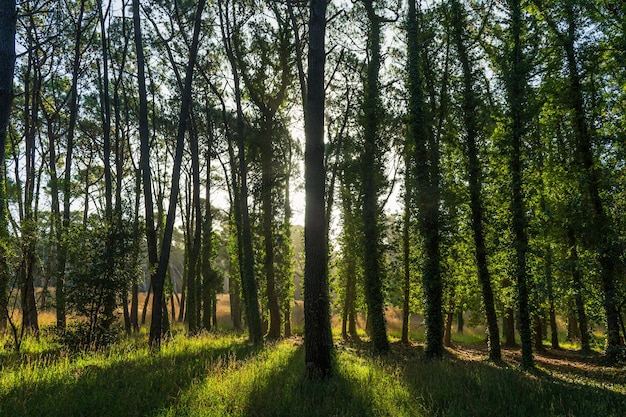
506,0 -> 533,369
450,0 -> 501,361
562,7 -> 623,358
407,0 -> 443,358
360,0 -> 389,354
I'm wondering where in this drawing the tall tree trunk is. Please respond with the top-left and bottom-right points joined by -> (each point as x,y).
187,123 -> 203,334
401,155 -> 411,344
360,0 -> 389,354
562,7 -> 623,358
97,0 -> 116,331
304,0 -> 333,379
506,0 -> 533,369
218,0 -> 262,344
450,0 -> 501,361
201,118 -> 215,332
149,0 -> 207,346
55,0 -> 86,331
261,124 -> 281,339
132,0 -> 159,344
407,0 -> 443,358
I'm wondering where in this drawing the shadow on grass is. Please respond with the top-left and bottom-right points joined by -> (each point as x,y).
240,344 -> 389,417
0,338 -> 262,417
379,342 -> 626,417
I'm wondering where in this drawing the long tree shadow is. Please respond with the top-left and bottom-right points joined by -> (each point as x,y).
0,338 -> 262,417
240,344 -> 387,417
385,342 -> 626,417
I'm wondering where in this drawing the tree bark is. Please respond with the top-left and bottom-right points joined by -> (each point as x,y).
567,227 -> 591,353
218,0 -> 263,345
149,0 -> 207,346
407,0 -> 443,358
360,0 -> 389,354
506,0 -> 533,369
304,0 -> 333,379
450,0 -> 501,361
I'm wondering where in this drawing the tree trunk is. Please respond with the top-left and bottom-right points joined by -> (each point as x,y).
450,0 -> 501,361
407,0 -> 443,359
401,163 -> 411,344
149,0 -> 207,346
360,0 -> 389,354
568,227 -> 591,353
201,123 -> 214,332
506,0 -> 533,369
562,7 -> 623,358
545,244 -> 559,349
218,0 -> 263,344
444,311 -> 454,347
304,0 -> 333,379
504,307 -> 516,347
261,124 -> 281,339
0,0 -> 15,330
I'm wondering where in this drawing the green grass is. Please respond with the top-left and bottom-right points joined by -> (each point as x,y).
1,330 -> 624,417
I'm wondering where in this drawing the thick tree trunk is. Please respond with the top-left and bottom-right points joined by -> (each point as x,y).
504,307 -> 516,347
360,0 -> 389,354
304,0 -> 333,379
507,0 -> 533,369
407,0 -> 443,358
261,127 -> 281,339
0,4 -> 16,324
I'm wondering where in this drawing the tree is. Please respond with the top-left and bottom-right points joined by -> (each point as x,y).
449,0 -> 501,361
0,0 -> 16,331
503,0 -> 533,369
359,0 -> 390,354
407,0 -> 443,359
218,0 -> 263,344
304,0 -> 333,379
149,0 -> 207,346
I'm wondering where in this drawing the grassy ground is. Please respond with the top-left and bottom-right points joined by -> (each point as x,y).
0,327 -> 624,417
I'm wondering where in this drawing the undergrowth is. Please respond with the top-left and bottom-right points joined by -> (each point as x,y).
0,330 -> 624,417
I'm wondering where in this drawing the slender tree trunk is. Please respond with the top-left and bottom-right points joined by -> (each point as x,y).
450,0 -> 501,361
304,0 -> 333,379
201,120 -> 214,332
187,124 -> 203,334
132,0 -> 160,340
149,0 -> 207,346
97,0 -> 117,333
567,227 -> 591,353
218,0 -> 262,344
545,244 -> 559,349
401,160 -> 411,344
444,311 -> 454,347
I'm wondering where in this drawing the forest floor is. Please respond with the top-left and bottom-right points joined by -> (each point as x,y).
0,324 -> 624,417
